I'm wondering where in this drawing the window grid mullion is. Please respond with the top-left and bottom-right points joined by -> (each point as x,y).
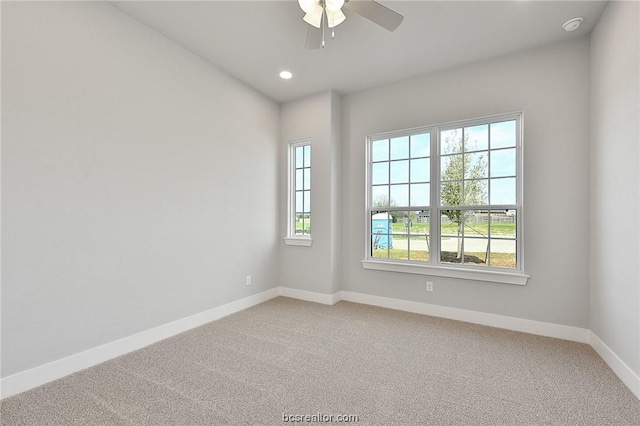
487,210 -> 496,266
488,125 -> 492,206
292,147 -> 298,236
431,128 -> 439,265
461,209 -> 465,264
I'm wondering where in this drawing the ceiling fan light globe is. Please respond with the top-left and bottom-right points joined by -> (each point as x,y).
327,9 -> 346,28
298,0 -> 318,15
325,0 -> 345,13
303,4 -> 324,28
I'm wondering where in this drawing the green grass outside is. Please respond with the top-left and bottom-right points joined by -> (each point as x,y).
373,249 -> 516,268
295,217 -> 311,234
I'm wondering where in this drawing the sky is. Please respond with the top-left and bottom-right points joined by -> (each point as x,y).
371,120 -> 518,207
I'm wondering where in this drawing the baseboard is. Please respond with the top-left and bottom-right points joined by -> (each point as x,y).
278,287 -> 341,305
5,286 -> 634,401
339,291 -> 591,344
590,331 -> 640,399
0,288 -> 280,399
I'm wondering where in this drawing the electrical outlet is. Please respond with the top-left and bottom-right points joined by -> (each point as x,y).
426,281 -> 433,292
245,275 -> 251,286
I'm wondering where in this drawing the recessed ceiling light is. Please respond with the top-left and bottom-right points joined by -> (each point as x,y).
279,71 -> 293,80
562,17 -> 583,32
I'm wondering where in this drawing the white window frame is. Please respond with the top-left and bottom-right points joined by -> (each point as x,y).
284,139 -> 312,247
362,112 -> 528,285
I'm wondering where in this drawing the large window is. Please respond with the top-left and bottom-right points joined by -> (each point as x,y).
285,140 -> 312,246
366,113 -> 525,283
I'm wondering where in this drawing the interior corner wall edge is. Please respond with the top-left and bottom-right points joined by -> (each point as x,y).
589,0 -> 640,378
341,36 -> 591,329
329,91 -> 343,294
1,1 -> 280,378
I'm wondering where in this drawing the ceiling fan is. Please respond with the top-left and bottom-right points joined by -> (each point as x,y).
298,0 -> 404,49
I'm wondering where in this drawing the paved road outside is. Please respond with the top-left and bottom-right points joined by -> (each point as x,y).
379,235 -> 515,253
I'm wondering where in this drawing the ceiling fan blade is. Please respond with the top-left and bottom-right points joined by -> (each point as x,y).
345,0 -> 404,32
305,24 -> 323,49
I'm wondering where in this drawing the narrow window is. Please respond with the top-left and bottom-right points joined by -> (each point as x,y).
286,141 -> 312,245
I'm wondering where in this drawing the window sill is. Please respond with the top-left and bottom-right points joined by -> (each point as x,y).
361,260 -> 529,285
283,237 -> 313,247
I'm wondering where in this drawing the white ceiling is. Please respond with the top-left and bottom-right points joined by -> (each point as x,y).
109,1 -> 608,103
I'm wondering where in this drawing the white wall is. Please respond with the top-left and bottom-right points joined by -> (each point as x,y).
341,38 -> 591,327
279,91 -> 341,294
1,1 -> 280,377
590,0 -> 640,376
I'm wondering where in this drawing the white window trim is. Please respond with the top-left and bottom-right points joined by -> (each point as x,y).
363,111 -> 527,285
361,260 -> 529,285
284,139 -> 312,247
283,237 -> 312,246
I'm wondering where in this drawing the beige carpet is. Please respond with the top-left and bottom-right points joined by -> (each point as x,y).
2,297 -> 639,425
